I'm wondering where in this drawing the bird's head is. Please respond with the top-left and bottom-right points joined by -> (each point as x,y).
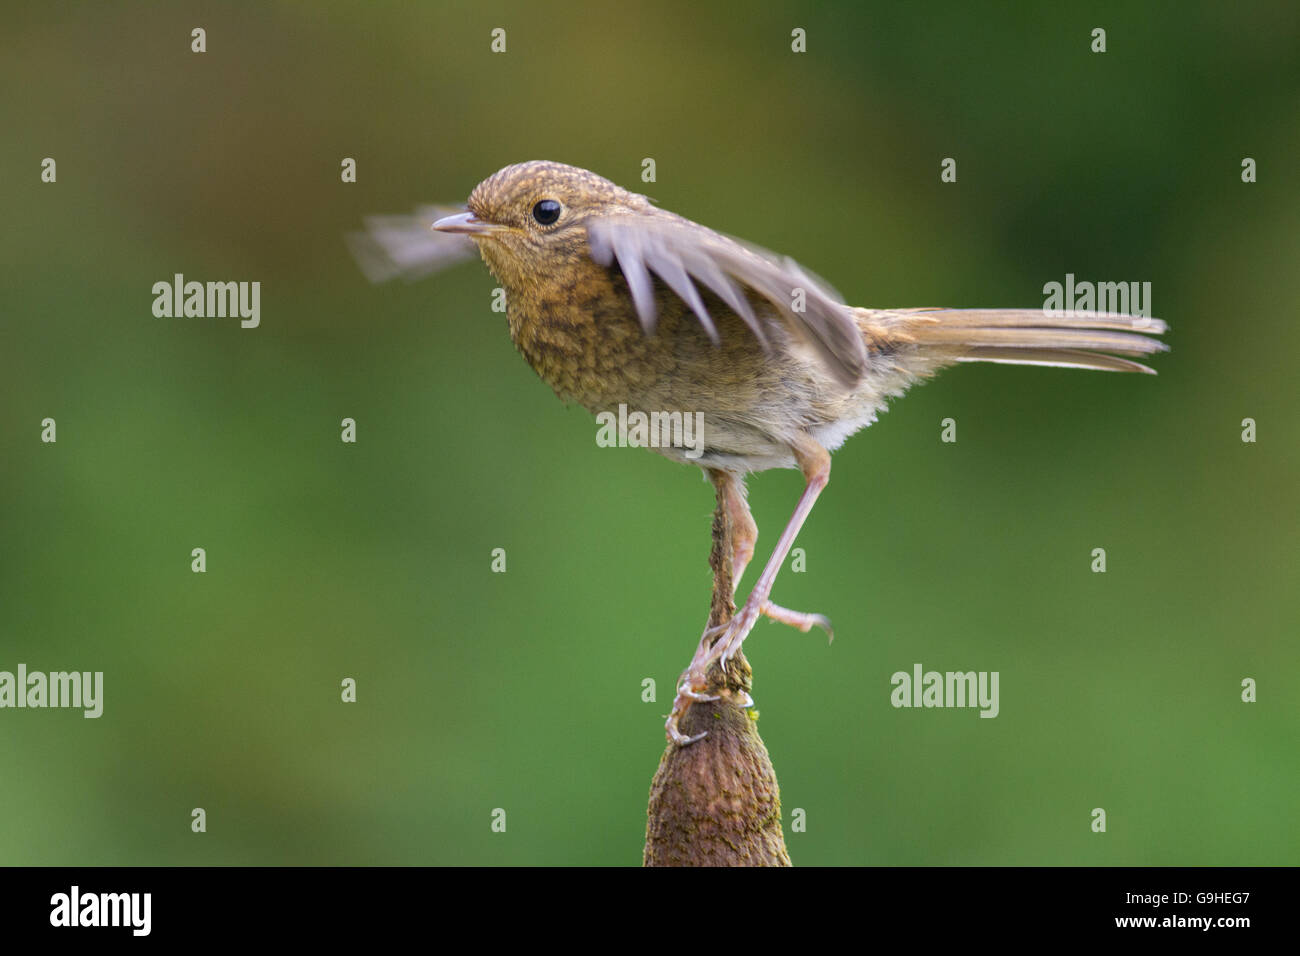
433,160 -> 652,291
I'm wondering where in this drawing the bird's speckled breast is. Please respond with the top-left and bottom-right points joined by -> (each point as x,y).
503,262 -> 908,470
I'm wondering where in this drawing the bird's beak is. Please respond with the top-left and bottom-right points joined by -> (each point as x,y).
432,212 -> 508,237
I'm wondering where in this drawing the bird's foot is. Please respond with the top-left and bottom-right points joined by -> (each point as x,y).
664,674 -> 719,746
665,671 -> 755,746
759,601 -> 834,642
700,597 -> 833,668
663,617 -> 754,746
663,593 -> 827,746
699,594 -> 766,669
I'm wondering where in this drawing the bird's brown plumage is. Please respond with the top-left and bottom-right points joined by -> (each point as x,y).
416,161 -> 1167,472
354,160 -> 1168,744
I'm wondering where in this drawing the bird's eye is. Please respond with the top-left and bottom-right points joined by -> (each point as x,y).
532,199 -> 562,226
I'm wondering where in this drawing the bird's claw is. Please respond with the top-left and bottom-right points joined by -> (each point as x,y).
675,681 -> 720,703
665,719 -> 708,746
761,601 -> 834,643
664,595 -> 829,745
710,602 -> 762,669
664,682 -> 757,746
664,663 -> 724,746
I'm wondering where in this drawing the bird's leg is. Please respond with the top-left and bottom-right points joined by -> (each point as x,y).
667,441 -> 833,744
716,470 -> 757,589
703,438 -> 832,671
714,469 -> 832,636
675,471 -> 750,683
664,470 -> 739,745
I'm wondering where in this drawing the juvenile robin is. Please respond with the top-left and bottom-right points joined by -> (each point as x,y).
353,160 -> 1167,745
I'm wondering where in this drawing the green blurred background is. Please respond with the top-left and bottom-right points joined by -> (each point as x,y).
2,0 -> 1296,865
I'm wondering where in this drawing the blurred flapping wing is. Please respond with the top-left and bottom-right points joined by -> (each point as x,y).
347,205 -> 480,283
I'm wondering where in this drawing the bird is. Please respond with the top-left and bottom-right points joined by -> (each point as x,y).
352,160 -> 1168,745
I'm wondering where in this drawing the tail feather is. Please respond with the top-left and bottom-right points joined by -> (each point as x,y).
895,308 -> 1168,336
867,308 -> 1168,375
951,347 -> 1158,375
